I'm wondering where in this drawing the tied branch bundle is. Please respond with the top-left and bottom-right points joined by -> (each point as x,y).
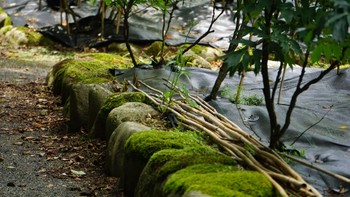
127,79 -> 348,197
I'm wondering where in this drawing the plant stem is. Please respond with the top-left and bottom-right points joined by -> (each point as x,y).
277,63 -> 287,104
123,0 -> 137,67
235,70 -> 244,104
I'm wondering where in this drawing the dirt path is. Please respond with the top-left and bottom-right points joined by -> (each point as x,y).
0,53 -> 121,196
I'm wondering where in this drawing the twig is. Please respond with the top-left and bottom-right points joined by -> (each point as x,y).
290,105 -> 333,146
281,153 -> 350,184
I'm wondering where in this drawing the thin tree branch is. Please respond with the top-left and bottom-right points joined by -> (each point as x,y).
290,106 -> 333,146
181,3 -> 225,55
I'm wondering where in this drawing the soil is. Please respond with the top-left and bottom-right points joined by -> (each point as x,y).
0,46 -> 123,197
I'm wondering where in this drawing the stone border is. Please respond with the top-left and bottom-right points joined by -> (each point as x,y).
47,55 -> 276,197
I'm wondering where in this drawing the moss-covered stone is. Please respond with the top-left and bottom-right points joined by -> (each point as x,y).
2,27 -> 27,45
144,41 -> 166,57
179,44 -> 223,64
50,53 -> 133,101
0,8 -> 11,27
89,92 -> 146,139
125,130 -> 204,159
164,164 -> 275,197
107,42 -> 141,54
15,26 -> 53,46
123,130 -> 205,197
135,147 -> 236,197
0,25 -> 13,35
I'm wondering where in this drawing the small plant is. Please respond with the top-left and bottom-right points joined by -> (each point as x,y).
162,19 -> 197,108
221,86 -> 263,106
240,94 -> 263,106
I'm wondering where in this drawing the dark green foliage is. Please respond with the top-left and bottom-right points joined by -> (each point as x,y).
208,0 -> 350,149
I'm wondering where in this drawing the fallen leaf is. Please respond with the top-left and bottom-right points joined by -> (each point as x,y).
71,169 -> 86,176
338,125 -> 349,129
23,136 -> 36,141
37,168 -> 46,173
13,141 -> 23,145
37,152 -> 45,157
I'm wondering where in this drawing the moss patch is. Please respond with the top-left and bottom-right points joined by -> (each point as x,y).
125,130 -> 204,159
51,53 -> 133,97
90,92 -> 146,139
164,164 -> 275,197
144,41 -> 166,57
123,130 -> 207,197
136,147 -> 236,197
100,92 -> 146,118
0,8 -> 11,27
15,26 -> 53,46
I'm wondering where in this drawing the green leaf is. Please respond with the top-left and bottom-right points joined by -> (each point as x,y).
343,47 -> 350,61
224,49 -> 246,69
188,100 -> 198,108
311,44 -> 323,63
164,91 -> 172,99
323,43 -> 332,61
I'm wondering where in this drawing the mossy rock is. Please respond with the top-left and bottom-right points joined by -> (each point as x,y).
0,8 -> 12,28
180,44 -> 223,63
144,41 -> 167,57
105,102 -> 160,140
107,42 -> 141,54
89,92 -> 146,139
123,130 -> 205,197
124,130 -> 204,159
2,27 -> 28,45
0,25 -> 13,36
50,53 -> 133,102
0,25 -> 52,46
88,85 -> 112,132
164,164 -> 276,197
15,26 -> 53,46
135,148 -> 236,197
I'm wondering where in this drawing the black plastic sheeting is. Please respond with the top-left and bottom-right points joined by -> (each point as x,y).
116,65 -> 350,195
0,0 -> 234,48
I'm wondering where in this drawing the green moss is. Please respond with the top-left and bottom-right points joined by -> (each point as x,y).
75,53 -> 133,69
107,42 -> 140,54
0,25 -> 13,35
136,147 -> 236,197
0,8 -> 12,27
3,16 -> 12,26
15,26 -> 53,46
145,41 -> 166,57
51,53 -> 133,97
177,44 -> 205,55
164,164 -> 275,197
52,59 -> 73,96
125,130 -> 204,159
90,92 -> 146,139
190,44 -> 207,55
100,92 -> 146,116
184,185 -> 251,197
